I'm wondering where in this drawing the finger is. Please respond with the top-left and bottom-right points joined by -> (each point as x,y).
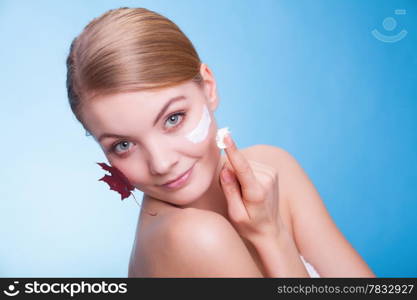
220,166 -> 249,223
223,171 -> 266,223
227,159 -> 272,190
223,133 -> 260,199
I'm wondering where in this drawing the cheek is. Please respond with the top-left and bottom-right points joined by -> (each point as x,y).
118,160 -> 147,187
179,120 -> 217,159
184,104 -> 212,145
193,125 -> 220,168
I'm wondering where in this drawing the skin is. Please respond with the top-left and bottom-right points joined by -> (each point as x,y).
81,63 -> 376,277
81,63 -> 230,220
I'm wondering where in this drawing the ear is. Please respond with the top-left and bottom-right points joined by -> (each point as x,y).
199,63 -> 219,112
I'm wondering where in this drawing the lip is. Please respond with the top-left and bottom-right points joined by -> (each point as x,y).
160,165 -> 194,190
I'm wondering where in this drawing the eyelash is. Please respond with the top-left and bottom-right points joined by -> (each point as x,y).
109,111 -> 187,155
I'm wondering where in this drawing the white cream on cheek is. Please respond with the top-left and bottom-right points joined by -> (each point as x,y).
184,104 -> 231,149
185,104 -> 212,143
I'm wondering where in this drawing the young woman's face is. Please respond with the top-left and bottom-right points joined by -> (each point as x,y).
81,79 -> 221,206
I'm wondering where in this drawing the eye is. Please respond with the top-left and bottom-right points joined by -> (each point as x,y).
112,140 -> 131,154
165,111 -> 186,129
110,111 -> 187,156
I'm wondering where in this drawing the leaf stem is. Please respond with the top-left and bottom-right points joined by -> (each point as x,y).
130,192 -> 158,216
131,192 -> 140,206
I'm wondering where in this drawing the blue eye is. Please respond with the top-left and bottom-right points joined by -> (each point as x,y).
113,140 -> 131,154
110,111 -> 187,155
166,111 -> 185,128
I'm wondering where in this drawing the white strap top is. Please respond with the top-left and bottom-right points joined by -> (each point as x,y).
300,255 -> 320,278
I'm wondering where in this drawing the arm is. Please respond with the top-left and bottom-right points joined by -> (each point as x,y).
251,220 -> 311,277
262,145 -> 376,277
140,208 -> 264,277
219,136 -> 312,277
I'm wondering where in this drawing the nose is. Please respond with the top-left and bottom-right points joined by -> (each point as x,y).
146,140 -> 178,176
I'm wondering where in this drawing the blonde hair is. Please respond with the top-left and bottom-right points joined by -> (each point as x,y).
66,7 -> 203,133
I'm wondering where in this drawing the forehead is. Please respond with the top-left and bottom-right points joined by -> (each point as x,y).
81,81 -> 201,137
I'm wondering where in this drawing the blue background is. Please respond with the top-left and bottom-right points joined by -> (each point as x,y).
0,0 -> 415,277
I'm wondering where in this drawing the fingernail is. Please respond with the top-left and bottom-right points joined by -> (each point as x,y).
224,132 -> 233,148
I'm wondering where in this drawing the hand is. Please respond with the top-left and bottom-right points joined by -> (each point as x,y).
219,133 -> 283,243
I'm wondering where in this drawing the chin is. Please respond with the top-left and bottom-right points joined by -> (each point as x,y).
171,161 -> 213,204
155,156 -> 218,207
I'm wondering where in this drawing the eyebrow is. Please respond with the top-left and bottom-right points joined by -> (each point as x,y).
98,95 -> 186,143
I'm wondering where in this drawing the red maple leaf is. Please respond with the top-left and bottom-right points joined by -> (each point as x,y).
97,162 -> 134,200
96,162 -> 157,216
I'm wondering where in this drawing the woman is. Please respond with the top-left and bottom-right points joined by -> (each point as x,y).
66,7 -> 375,277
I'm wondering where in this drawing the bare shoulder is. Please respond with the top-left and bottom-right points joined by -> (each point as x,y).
243,144 -> 321,206
244,144 -> 293,168
133,208 -> 263,277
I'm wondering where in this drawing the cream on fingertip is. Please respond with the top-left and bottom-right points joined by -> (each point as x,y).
216,127 -> 231,149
